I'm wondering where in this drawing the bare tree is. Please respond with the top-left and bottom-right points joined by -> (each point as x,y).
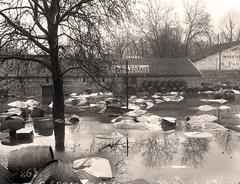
134,0 -> 184,58
219,10 -> 240,43
183,0 -> 212,56
0,0 -> 130,151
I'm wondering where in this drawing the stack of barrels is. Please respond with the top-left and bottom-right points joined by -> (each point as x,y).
142,80 -> 188,93
0,146 -> 82,184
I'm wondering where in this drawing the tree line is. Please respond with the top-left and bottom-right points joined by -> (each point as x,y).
110,0 -> 240,58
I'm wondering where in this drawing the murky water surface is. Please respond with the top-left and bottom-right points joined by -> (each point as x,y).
1,94 -> 240,183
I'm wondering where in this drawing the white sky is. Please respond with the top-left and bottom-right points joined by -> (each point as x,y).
138,0 -> 240,32
169,0 -> 240,32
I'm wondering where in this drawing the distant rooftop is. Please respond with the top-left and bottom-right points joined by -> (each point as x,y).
118,58 -> 202,77
189,41 -> 240,62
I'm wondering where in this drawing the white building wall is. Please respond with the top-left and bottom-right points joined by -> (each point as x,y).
193,44 -> 240,70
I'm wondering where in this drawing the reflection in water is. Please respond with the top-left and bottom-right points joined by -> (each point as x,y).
181,138 -> 210,168
214,130 -> 240,154
89,132 -> 179,170
140,133 -> 179,169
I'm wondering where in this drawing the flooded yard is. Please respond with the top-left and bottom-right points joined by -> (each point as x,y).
1,94 -> 240,183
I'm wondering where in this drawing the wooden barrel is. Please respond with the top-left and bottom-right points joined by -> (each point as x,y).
0,164 -> 13,184
142,80 -> 148,89
215,92 -> 224,99
161,81 -> 167,87
224,92 -> 235,100
193,87 -> 199,93
0,88 -> 8,98
162,117 -> 176,131
16,130 -> 34,143
0,115 -> 8,122
71,99 -> 80,106
154,80 -> 162,88
33,118 -> 53,136
148,80 -> 154,88
31,160 -> 82,184
160,87 -> 167,93
8,146 -> 54,183
30,107 -> 45,117
0,117 -> 24,131
175,80 -> 181,88
168,80 -> 174,88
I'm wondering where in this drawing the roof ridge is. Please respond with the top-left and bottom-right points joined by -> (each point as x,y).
190,41 -> 240,62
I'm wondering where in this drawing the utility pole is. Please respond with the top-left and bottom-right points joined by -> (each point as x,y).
126,60 -> 129,110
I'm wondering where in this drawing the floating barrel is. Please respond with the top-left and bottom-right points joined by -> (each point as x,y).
0,115 -> 8,122
185,87 -> 194,93
72,99 -> 80,106
193,87 -> 199,93
175,80 -> 181,88
172,87 -> 177,92
142,80 -> 148,89
161,117 -> 176,131
224,92 -> 235,100
168,81 -> 174,88
161,81 -> 168,87
31,160 -> 82,184
148,80 -> 154,88
154,80 -> 162,88
160,87 -> 167,93
128,85 -> 137,95
0,88 -> 8,98
215,92 -> 224,99
30,107 -> 45,117
0,117 -> 24,131
68,115 -> 81,124
33,118 -> 54,136
178,86 -> 185,92
16,129 -> 34,143
180,80 -> 187,87
8,146 -> 54,183
233,85 -> 240,90
0,164 -> 13,184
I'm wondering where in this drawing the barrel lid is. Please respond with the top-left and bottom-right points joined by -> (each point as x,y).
0,164 -> 13,184
163,117 -> 176,123
31,160 -> 58,184
31,160 -> 81,184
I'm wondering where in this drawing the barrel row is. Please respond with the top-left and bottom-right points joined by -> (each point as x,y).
142,80 -> 187,89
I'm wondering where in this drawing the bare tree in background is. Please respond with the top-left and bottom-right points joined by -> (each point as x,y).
134,0 -> 184,58
0,0 -> 131,151
219,10 -> 240,43
109,20 -> 151,58
183,0 -> 211,56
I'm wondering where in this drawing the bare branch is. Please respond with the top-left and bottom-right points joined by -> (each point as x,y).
0,54 -> 51,71
0,11 -> 49,53
58,0 -> 93,23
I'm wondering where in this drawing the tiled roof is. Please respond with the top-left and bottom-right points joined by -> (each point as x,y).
189,41 -> 240,62
118,58 -> 202,76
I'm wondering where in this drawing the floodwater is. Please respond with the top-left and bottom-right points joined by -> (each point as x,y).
1,94 -> 240,184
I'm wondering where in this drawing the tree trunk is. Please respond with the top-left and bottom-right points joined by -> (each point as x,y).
52,73 -> 65,151
46,1 -> 65,151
